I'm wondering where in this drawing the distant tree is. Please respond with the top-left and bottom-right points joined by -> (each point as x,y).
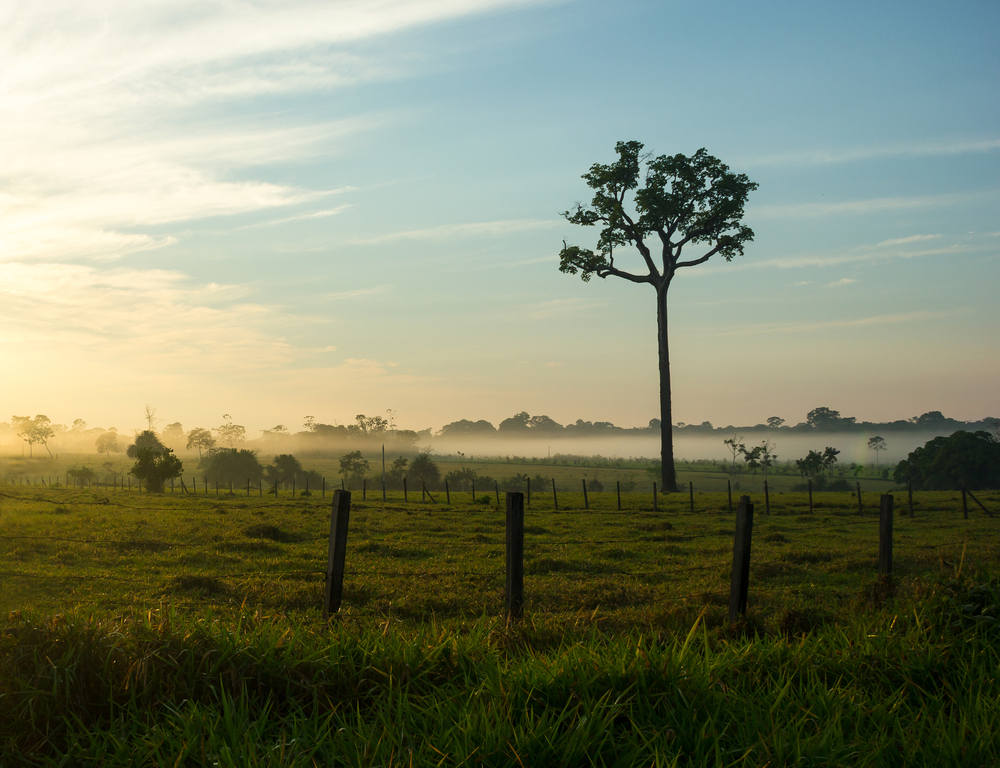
127,430 -> 166,459
355,414 -> 388,435
527,415 -> 563,432
303,416 -> 316,432
201,448 -> 263,489
766,416 -> 785,429
261,425 -> 289,441
795,450 -> 825,479
894,431 -> 1000,491
867,436 -> 887,468
96,431 -> 122,456
12,415 -> 55,458
822,447 -> 841,475
215,414 -> 246,449
143,404 -> 160,432
723,434 -> 745,478
70,419 -> 88,433
758,439 -> 777,482
67,467 -> 97,486
186,428 -> 215,458
130,447 -> 182,493
387,456 -> 409,488
162,422 -> 184,441
498,412 -> 531,432
339,451 -> 369,486
444,465 -> 477,491
408,452 -> 440,487
559,141 -> 758,491
806,407 -> 855,431
439,419 -> 497,437
742,445 -> 762,484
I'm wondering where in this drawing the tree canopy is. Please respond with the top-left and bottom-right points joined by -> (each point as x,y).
894,431 -> 1000,491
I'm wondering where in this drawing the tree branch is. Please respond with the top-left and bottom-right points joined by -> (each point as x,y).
675,243 -> 723,269
596,264 -> 655,284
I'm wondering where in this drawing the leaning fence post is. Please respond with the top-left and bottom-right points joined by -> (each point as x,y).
552,478 -> 558,510
495,481 -> 500,506
616,480 -> 622,511
764,480 -> 770,515
324,490 -> 352,619
857,482 -> 863,516
582,479 -> 589,510
403,477 -> 408,502
445,479 -> 450,505
879,494 -> 893,576
728,495 -> 755,623
505,491 -> 525,622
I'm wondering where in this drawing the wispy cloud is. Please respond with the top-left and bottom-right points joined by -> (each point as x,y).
828,278 -> 857,287
348,218 -> 561,245
325,285 -> 393,300
875,234 -> 940,248
702,311 -> 949,338
744,137 -> 1000,167
751,191 -> 994,220
522,297 -> 607,319
1,1 -> 550,263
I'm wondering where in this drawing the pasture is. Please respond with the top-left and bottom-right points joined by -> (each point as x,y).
1,483 -> 998,765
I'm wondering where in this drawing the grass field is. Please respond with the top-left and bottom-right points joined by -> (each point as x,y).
1,482 -> 998,765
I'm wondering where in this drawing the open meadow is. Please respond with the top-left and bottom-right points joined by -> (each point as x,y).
1,480 -> 999,765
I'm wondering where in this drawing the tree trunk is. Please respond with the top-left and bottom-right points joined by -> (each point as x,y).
656,283 -> 680,492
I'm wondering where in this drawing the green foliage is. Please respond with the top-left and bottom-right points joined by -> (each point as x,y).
185,427 -> 215,457
339,450 -> 369,485
408,452 -> 440,488
201,448 -> 263,487
126,430 -> 165,459
894,430 -> 1000,490
129,447 -> 183,493
94,431 -> 122,456
215,414 -> 246,449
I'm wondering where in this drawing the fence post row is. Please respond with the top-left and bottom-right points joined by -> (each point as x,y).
728,495 -> 754,623
879,494 -> 893,576
505,491 -> 525,622
324,490 -> 352,620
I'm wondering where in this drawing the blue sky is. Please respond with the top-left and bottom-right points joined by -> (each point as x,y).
2,0 -> 998,436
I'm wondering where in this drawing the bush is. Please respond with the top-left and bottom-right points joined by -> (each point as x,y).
894,431 -> 1000,490
201,449 -> 263,488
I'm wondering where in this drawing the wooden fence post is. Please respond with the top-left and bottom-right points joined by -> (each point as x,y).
324,490 -> 352,619
445,480 -> 450,505
764,480 -> 770,516
582,479 -> 589,510
728,495 -> 754,623
689,482 -> 694,514
527,477 -> 531,505
171,478 -> 174,493
505,492 -> 525,622
653,483 -> 657,513
857,482 -> 863,516
472,481 -> 476,503
552,478 -> 558,510
403,477 -> 408,503
962,486 -> 968,519
965,488 -> 995,518
495,481 -> 500,506
616,480 -> 622,511
879,494 -> 893,576
808,479 -> 813,514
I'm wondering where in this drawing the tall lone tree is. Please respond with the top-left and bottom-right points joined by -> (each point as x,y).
559,141 -> 758,492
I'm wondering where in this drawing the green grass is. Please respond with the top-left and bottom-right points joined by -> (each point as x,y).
1,483 -> 998,765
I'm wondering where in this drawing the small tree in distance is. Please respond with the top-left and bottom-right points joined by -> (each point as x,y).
559,141 -> 758,492
186,428 -> 215,458
868,436 -> 887,468
130,447 -> 182,493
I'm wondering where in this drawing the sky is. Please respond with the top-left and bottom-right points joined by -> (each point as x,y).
2,0 -> 998,438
